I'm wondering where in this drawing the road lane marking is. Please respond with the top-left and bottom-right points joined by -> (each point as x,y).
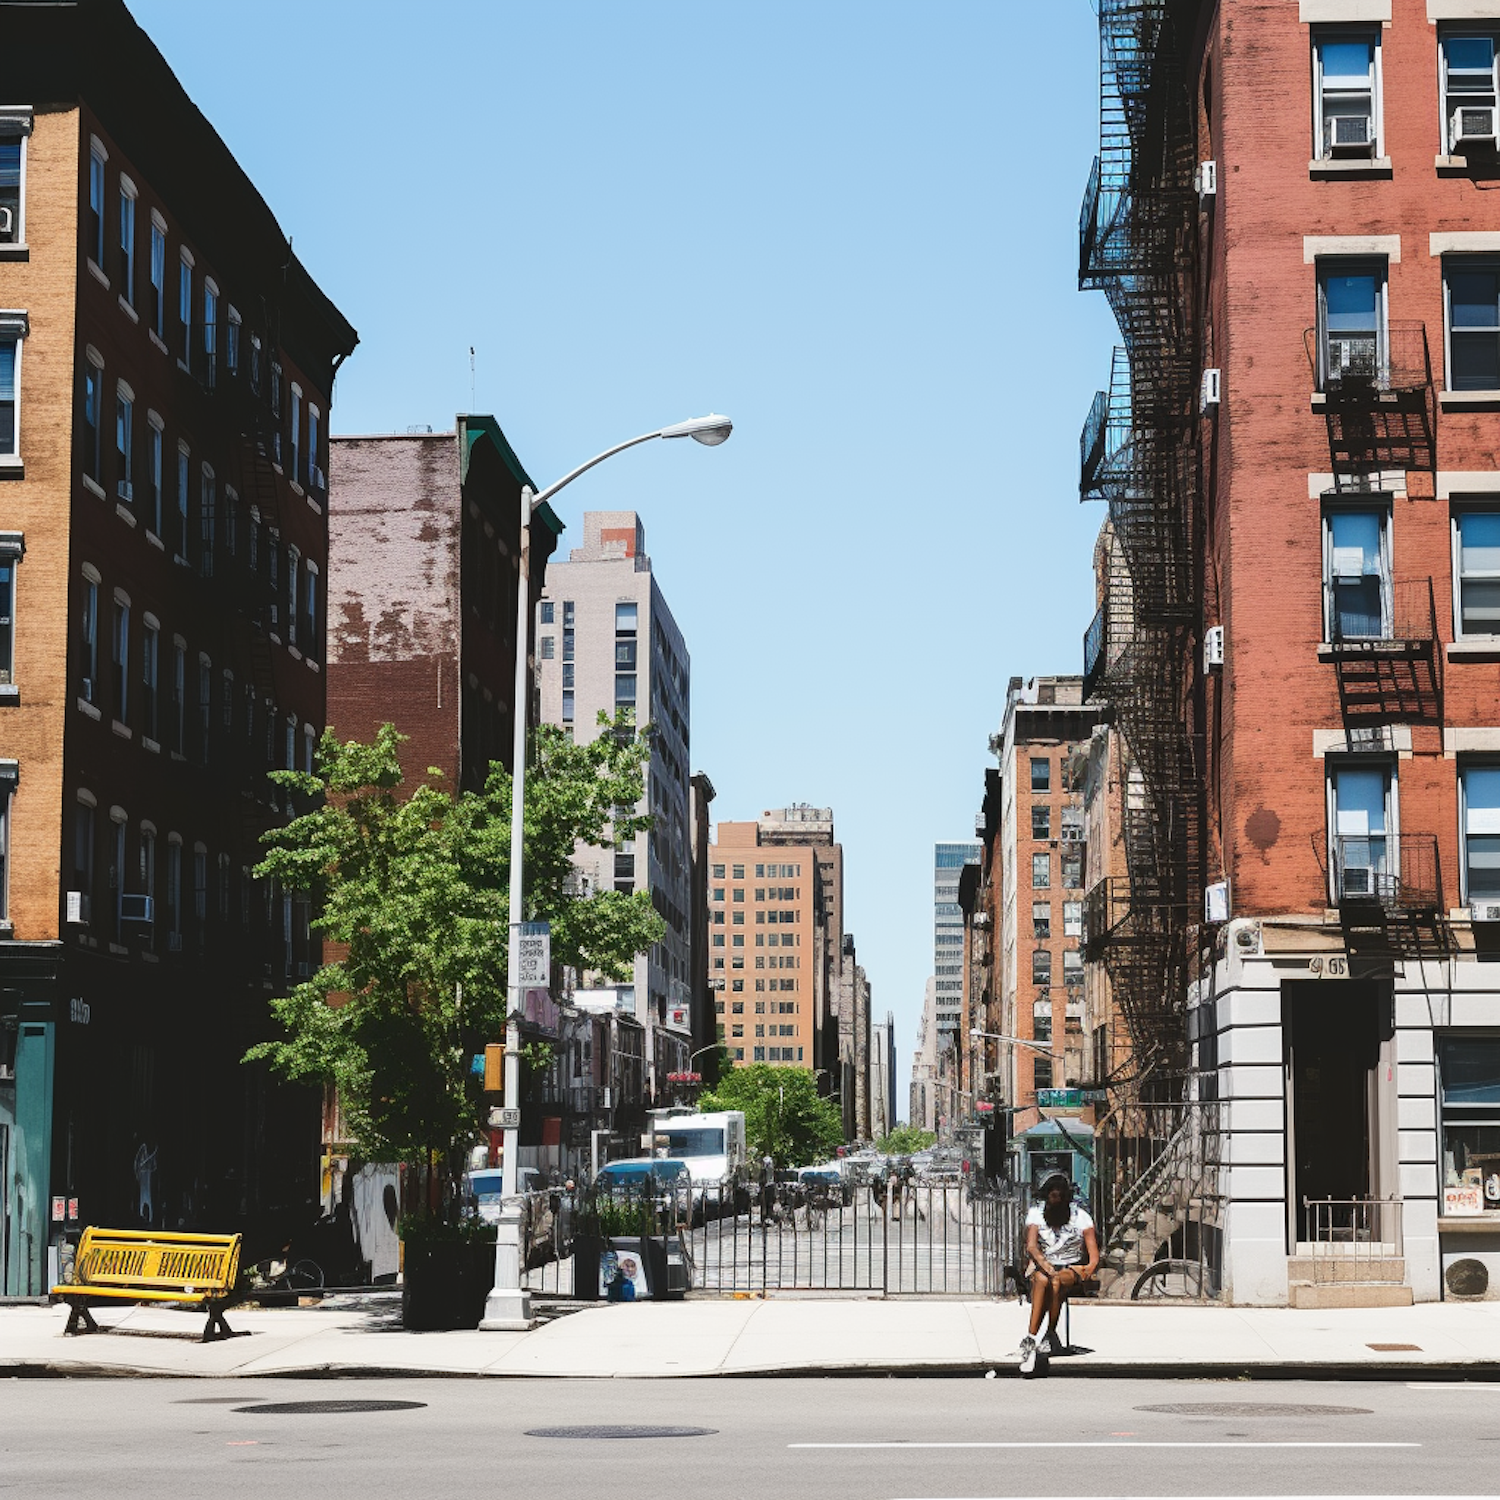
789,1442 -> 1419,1449
1405,1382 -> 1500,1390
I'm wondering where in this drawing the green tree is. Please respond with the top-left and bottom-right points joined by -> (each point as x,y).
698,1065 -> 843,1168
244,716 -> 665,1220
877,1124 -> 936,1156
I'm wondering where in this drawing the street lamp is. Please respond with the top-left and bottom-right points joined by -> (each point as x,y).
481,414 -> 733,1331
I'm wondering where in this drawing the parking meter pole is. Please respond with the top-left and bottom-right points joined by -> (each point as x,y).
482,488 -> 536,1332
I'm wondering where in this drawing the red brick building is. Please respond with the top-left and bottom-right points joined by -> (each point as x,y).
0,0 -> 357,1292
1081,0 -> 1500,1305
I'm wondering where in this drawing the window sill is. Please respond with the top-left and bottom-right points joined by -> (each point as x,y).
111,719 -> 132,739
142,736 -> 160,754
169,750 -> 186,762
107,942 -> 128,956
0,685 -> 17,704
117,295 -> 139,324
306,494 -> 323,515
145,529 -> 164,552
287,645 -> 302,662
1309,156 -> 1392,179
140,951 -> 159,964
289,480 -> 304,498
269,633 -> 282,647
1438,1213 -> 1500,1231
305,658 -> 320,673
115,502 -> 137,528
81,474 -> 106,501
1448,640 -> 1500,659
148,330 -> 169,357
176,358 -> 192,376
0,244 -> 28,262
77,697 -> 101,720
86,258 -> 110,290
1441,390 -> 1500,409
271,463 -> 284,477
0,457 -> 22,481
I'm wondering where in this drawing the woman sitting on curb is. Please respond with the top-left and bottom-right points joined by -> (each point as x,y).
1019,1172 -> 1099,1376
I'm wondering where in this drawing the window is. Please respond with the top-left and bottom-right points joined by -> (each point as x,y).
1317,259 -> 1386,387
562,690 -> 574,723
1032,949 -> 1052,984
1063,900 -> 1083,937
615,602 -> 637,633
198,656 -> 212,764
178,250 -> 192,366
303,564 -> 318,655
141,620 -> 158,740
285,546 -> 298,643
1324,506 -> 1389,642
1330,762 -> 1392,900
1061,806 -> 1084,841
540,601 -> 554,625
1462,765 -> 1500,902
1064,949 -> 1084,980
226,306 -> 240,375
203,280 -> 217,389
733,864 -> 744,879
0,112 -> 28,247
115,383 -> 133,500
171,640 -> 186,755
1454,508 -> 1500,638
118,179 -> 135,305
712,864 -> 724,880
1062,850 -> 1083,889
1030,757 -> 1050,792
1033,998 -> 1053,1043
1438,1036 -> 1500,1206
1445,259 -> 1500,392
73,796 -> 95,921
166,838 -> 181,947
83,354 -> 102,482
1033,1058 -> 1054,1090
1440,33 -> 1499,155
1032,901 -> 1051,939
615,674 -> 636,707
0,316 -> 21,459
0,762 -> 11,925
78,570 -> 98,703
290,383 -> 301,482
146,415 -> 163,535
111,594 -> 129,724
88,142 -> 105,267
1031,804 -> 1050,839
139,826 -> 156,946
175,443 -> 189,559
1313,31 -> 1379,159
540,636 -> 554,660
308,404 -> 322,491
1032,852 -> 1051,888
149,214 -> 165,337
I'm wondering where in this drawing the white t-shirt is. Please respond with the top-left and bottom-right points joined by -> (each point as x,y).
1026,1203 -> 1095,1267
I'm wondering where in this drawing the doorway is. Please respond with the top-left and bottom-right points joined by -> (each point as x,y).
1285,978 -> 1388,1243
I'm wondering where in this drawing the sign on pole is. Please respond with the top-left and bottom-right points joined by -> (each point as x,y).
513,921 -> 550,988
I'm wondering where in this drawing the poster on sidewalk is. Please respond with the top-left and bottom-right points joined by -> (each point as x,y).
600,1245 -> 649,1302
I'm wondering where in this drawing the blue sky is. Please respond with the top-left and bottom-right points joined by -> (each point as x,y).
132,0 -> 1116,1109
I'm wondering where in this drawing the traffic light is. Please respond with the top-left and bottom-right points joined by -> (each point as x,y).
483,1042 -> 505,1093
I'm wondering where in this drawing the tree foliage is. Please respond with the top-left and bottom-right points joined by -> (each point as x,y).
244,717 -> 665,1209
877,1124 -> 936,1156
698,1065 -> 843,1168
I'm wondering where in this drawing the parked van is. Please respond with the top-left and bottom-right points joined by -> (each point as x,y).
645,1108 -> 749,1217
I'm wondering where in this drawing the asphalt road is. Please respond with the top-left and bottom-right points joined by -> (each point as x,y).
1,1374 -> 1494,1499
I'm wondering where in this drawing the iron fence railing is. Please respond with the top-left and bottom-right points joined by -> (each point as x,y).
1331,831 -> 1441,912
1328,576 -> 1438,652
1300,1196 -> 1404,1284
1304,319 -> 1433,397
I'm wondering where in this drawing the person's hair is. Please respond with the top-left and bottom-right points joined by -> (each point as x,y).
1037,1172 -> 1073,1229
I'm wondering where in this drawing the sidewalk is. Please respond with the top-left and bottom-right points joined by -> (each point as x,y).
3,1295 -> 1500,1379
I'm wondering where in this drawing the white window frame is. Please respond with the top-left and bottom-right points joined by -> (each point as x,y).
145,410 -> 163,536
0,531 -> 20,690
203,277 -> 218,388
88,136 -> 107,270
0,107 -> 33,250
0,760 -> 13,928
1443,255 -> 1500,394
289,382 -> 302,487
226,304 -> 241,375
114,378 -> 133,501
83,345 -> 103,484
1451,500 -> 1500,639
0,310 -> 25,465
303,559 -> 318,658
141,614 -> 159,742
149,210 -> 166,339
117,174 -> 136,307
177,247 -> 193,366
78,563 -> 99,705
1312,27 -> 1383,160
1439,27 -> 1500,156
1322,498 -> 1393,642
1459,760 -> 1500,903
1315,256 -> 1389,388
1326,758 -> 1399,904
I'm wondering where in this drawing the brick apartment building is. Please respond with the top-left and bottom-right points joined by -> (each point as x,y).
0,0 -> 357,1292
1079,0 -> 1500,1305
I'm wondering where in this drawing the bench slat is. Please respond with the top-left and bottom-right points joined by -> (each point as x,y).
57,1227 -> 242,1297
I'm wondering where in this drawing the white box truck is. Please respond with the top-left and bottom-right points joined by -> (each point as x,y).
646,1108 -> 749,1219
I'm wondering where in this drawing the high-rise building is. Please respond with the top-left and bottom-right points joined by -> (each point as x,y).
0,0 -> 357,1294
536,512 -> 692,1087
909,977 -> 940,1133
870,1009 -> 897,1142
933,842 -> 980,1045
1078,0 -> 1500,1305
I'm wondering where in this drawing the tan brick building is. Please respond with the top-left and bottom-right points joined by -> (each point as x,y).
0,0 -> 355,1293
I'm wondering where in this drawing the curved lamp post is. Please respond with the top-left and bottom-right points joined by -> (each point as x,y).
482,415 -> 732,1329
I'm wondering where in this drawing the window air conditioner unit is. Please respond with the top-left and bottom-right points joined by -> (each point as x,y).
1452,105 -> 1498,148
1204,879 -> 1230,924
1200,368 -> 1222,410
1471,901 -> 1500,924
1204,624 -> 1225,669
65,891 -> 90,925
1327,337 -> 1377,379
1195,159 -> 1217,197
1060,824 -> 1085,842
1342,864 -> 1372,898
1327,114 -> 1372,152
119,893 -> 154,924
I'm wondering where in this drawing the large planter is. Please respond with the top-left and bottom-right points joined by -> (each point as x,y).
401,1237 -> 496,1330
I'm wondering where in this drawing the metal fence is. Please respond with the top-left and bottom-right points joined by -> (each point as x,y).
1300,1196 -> 1404,1284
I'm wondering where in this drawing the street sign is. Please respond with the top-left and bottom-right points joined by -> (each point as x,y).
513,921 -> 550,986
494,1107 -> 522,1130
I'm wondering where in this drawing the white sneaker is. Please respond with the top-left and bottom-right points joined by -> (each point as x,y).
1018,1335 -> 1038,1376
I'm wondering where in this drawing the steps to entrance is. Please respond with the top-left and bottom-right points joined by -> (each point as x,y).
1289,1253 -> 1412,1308
1289,1281 -> 1413,1308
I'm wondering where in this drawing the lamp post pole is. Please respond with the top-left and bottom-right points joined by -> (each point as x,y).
481,414 -> 732,1330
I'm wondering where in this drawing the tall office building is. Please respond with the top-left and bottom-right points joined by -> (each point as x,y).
933,843 -> 980,1046
536,512 -> 691,1087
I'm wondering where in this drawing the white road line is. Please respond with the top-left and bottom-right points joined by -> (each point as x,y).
1405,1381 -> 1500,1390
789,1441 -> 1419,1450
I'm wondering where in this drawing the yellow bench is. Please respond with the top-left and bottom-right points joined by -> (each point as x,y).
51,1227 -> 245,1342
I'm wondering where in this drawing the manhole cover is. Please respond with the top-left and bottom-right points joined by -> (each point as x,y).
234,1401 -> 426,1415
526,1425 -> 717,1440
1134,1403 -> 1371,1417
